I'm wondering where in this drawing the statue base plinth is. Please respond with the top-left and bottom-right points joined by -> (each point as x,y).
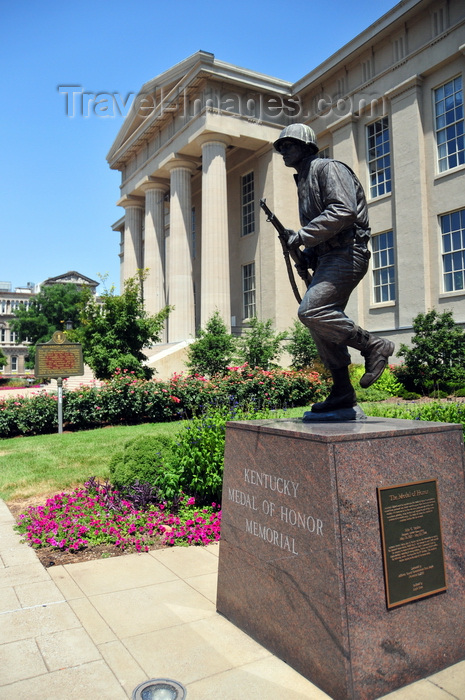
217,417 -> 465,700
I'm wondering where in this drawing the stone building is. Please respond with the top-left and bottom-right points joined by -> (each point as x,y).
0,282 -> 34,375
107,0 -> 465,366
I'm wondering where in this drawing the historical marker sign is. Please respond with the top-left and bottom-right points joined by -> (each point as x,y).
35,331 -> 83,378
377,479 -> 447,608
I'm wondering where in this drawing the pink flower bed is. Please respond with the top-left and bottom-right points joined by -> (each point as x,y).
15,485 -> 221,553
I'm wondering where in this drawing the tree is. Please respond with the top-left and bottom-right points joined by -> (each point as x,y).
76,273 -> 170,380
397,309 -> 465,392
287,319 -> 318,370
0,347 -> 7,369
10,284 -> 84,366
186,310 -> 236,377
236,317 -> 287,370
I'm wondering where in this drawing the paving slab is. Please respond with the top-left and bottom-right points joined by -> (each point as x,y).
1,498 -> 464,700
0,638 -> 47,685
150,543 -> 220,577
14,579 -> 65,607
186,655 -> 333,700
98,640 -> 148,697
123,613 -> 272,685
63,551 -> 177,595
36,627 -> 101,671
87,578 -> 216,638
1,660 -> 129,700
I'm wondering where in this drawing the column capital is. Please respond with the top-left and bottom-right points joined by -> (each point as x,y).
138,176 -> 170,194
116,194 -> 145,210
164,157 -> 198,173
197,133 -> 231,149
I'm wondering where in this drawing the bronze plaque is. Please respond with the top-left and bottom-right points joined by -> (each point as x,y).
377,479 -> 447,608
35,332 -> 84,378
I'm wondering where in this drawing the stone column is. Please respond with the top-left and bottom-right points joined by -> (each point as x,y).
140,178 -> 169,319
166,159 -> 196,343
198,135 -> 231,330
118,196 -> 144,282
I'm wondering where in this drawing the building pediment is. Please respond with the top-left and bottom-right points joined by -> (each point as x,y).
107,51 -> 292,170
41,271 -> 99,291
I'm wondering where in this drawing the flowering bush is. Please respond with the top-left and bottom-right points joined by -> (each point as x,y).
15,480 -> 221,554
0,391 -> 58,437
0,365 -> 326,437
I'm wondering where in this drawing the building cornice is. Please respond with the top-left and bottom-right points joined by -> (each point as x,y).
292,0 -> 424,94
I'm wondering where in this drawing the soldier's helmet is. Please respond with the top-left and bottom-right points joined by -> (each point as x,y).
273,123 -> 318,154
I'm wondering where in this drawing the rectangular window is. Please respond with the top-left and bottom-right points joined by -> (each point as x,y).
318,146 -> 330,159
11,356 -> 17,372
434,76 -> 464,173
0,329 -> 5,342
441,209 -> 465,292
241,172 -> 255,236
242,262 -> 256,319
372,231 -> 396,303
10,330 -> 16,342
367,117 -> 392,198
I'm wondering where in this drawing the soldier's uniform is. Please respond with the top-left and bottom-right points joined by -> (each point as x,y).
274,124 -> 394,413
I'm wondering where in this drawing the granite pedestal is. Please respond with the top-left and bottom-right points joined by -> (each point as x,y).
216,417 -> 465,700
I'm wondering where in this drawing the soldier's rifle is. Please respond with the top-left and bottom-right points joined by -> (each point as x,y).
259,198 -> 312,304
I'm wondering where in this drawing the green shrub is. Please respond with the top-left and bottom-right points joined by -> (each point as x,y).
350,364 -> 403,398
286,319 -> 318,370
429,389 -> 449,399
236,317 -> 287,369
168,403 -> 279,505
109,434 -> 179,500
399,390 -> 421,400
454,388 -> 465,398
397,309 -> 465,393
64,385 -> 100,429
363,401 -> 465,435
0,392 -> 58,438
169,405 -> 228,504
186,311 -> 237,377
355,386 -> 391,402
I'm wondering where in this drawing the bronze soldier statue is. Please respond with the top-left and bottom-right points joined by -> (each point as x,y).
274,123 -> 394,416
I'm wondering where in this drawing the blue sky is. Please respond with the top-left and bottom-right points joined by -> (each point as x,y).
1,0 -> 398,293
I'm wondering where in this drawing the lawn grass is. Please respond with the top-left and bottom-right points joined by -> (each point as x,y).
0,422 -> 184,502
0,406 -> 312,503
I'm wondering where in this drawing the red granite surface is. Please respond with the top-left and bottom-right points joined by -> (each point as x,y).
216,417 -> 465,700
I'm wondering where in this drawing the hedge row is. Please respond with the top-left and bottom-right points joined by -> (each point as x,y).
0,365 -> 328,438
364,400 -> 465,434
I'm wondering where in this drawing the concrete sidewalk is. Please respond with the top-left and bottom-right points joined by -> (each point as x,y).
1,499 -> 464,700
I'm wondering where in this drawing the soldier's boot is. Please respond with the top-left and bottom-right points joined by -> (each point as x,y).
311,366 -> 357,413
347,326 -> 395,389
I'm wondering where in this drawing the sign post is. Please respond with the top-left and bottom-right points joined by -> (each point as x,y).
35,331 -> 84,434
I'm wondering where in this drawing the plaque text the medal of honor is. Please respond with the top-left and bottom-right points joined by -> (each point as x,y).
377,479 -> 447,608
